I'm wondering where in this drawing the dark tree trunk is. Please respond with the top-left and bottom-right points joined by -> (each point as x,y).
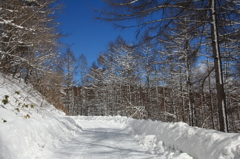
210,0 -> 228,132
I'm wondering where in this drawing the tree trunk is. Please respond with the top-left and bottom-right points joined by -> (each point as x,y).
184,39 -> 195,126
210,0 -> 228,132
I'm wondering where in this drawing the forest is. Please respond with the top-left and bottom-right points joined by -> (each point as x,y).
1,0 -> 239,133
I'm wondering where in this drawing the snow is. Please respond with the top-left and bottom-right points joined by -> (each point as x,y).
45,121 -> 162,159
0,19 -> 24,29
0,74 -> 240,159
73,116 -> 240,159
0,74 -> 81,159
196,63 -> 208,74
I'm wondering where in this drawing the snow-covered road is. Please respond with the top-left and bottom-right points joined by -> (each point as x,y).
44,121 -> 160,159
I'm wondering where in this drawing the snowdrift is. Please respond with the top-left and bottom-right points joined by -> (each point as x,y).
0,75 -> 81,159
74,116 -> 240,159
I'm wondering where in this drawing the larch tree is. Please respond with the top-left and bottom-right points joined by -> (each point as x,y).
77,54 -> 88,115
96,0 -> 240,132
137,43 -> 156,118
0,0 -> 65,109
61,47 -> 77,114
98,36 -> 138,115
0,0 -> 62,78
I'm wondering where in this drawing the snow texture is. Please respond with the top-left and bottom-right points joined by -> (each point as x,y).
74,116 -> 240,159
45,121 -> 164,159
0,74 -> 82,159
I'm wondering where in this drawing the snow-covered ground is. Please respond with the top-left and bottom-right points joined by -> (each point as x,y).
0,75 -> 82,159
0,74 -> 240,159
44,119 -> 193,159
73,116 -> 240,159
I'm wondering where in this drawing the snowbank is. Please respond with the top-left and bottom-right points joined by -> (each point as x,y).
74,116 -> 240,159
0,75 -> 81,159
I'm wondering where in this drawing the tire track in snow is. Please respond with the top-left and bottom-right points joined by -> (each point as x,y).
70,132 -> 92,159
44,120 -> 162,159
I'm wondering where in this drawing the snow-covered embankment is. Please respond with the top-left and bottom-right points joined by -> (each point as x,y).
74,116 -> 240,159
0,75 -> 81,159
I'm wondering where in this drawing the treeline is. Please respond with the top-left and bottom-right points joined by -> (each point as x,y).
62,0 -> 240,133
0,0 -> 65,110
63,36 -> 240,133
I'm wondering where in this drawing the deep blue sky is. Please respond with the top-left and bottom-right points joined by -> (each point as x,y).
56,0 -> 137,66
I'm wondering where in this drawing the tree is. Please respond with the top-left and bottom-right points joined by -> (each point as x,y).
97,0 -> 240,132
77,54 -> 88,115
137,44 -> 156,118
94,36 -> 148,116
0,0 -> 62,78
0,0 -> 65,112
61,47 -> 77,114
78,54 -> 88,86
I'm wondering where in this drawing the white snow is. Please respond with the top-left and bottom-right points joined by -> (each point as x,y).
0,74 -> 81,159
44,121 -> 163,159
73,116 -> 240,159
196,63 -> 208,74
0,74 -> 240,159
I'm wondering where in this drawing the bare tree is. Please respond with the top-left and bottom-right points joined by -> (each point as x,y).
77,54 -> 88,115
96,0 -> 240,132
61,47 -> 77,114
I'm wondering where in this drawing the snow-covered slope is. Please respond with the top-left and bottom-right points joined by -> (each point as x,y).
74,116 -> 240,159
0,74 -> 81,159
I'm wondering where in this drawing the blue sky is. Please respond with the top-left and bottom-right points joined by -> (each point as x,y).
56,0 -> 137,66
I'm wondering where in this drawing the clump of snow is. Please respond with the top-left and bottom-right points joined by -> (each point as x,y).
141,135 -> 157,154
0,74 -> 81,159
74,116 -> 240,159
